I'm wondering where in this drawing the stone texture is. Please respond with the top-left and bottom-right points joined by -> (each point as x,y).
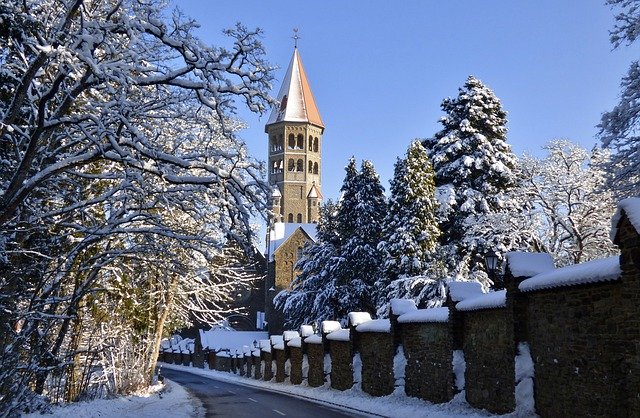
262,351 -> 274,381
207,351 -> 216,370
307,343 -> 325,387
192,351 -> 205,369
215,355 -> 231,372
253,354 -> 262,380
329,340 -> 353,391
463,307 -> 515,414
358,332 -> 395,397
274,349 -> 287,383
290,346 -> 304,385
401,322 -> 454,404
180,353 -> 191,366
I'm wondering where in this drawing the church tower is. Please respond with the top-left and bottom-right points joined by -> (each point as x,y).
266,47 -> 324,223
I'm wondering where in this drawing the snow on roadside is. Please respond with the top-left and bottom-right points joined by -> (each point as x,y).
23,379 -> 203,418
159,362 -> 522,417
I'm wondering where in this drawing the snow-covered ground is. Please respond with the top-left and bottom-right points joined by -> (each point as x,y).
23,379 -> 203,418
159,363 -> 533,417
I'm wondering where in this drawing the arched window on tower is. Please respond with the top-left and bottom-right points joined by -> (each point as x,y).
313,162 -> 319,174
296,134 -> 304,149
288,134 -> 295,149
297,213 -> 302,223
288,213 -> 294,223
313,137 -> 319,152
308,135 -> 313,151
308,161 -> 313,173
296,159 -> 303,172
288,159 -> 295,171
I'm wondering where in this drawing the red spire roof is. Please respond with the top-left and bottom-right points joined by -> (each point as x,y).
266,48 -> 324,130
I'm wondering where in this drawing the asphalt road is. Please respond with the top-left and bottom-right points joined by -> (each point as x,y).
161,367 -> 368,418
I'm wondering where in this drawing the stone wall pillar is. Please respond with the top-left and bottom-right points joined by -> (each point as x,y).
358,331 -> 394,396
253,352 -> 262,380
289,344 -> 303,385
306,340 -> 325,387
328,339 -> 353,391
274,348 -> 287,383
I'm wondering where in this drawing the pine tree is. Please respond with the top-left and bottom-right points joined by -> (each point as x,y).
424,76 -> 518,283
376,141 -> 442,314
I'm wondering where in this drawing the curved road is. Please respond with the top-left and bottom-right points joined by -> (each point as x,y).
161,368 -> 368,418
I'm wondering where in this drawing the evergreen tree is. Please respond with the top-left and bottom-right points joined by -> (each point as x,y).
376,142 -> 441,313
424,76 -> 518,283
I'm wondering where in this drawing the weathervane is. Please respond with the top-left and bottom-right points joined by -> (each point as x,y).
292,28 -> 301,48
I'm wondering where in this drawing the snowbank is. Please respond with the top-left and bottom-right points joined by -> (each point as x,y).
519,256 -> 621,292
505,252 -> 555,277
398,307 -> 449,323
321,320 -> 342,333
300,325 -> 315,337
283,330 -> 300,341
304,334 -> 323,344
456,290 -> 507,311
356,318 -> 391,333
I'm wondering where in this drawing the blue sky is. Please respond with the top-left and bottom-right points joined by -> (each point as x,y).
173,0 -> 637,201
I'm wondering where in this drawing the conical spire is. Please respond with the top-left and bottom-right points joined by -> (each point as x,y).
266,48 -> 324,130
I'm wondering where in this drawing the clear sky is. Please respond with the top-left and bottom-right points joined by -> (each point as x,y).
172,0 -> 637,202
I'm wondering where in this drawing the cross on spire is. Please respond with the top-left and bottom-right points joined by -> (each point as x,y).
292,28 -> 301,48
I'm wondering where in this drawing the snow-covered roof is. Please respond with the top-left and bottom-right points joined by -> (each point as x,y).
283,330 -> 300,341
447,281 -> 484,302
266,48 -> 324,129
199,329 -> 267,352
456,290 -> 507,312
300,325 -> 315,337
321,320 -> 342,333
267,222 -> 317,260
390,299 -> 417,316
304,334 -> 323,344
356,318 -> 391,333
519,256 -> 621,292
611,197 -> 640,242
287,337 -> 302,348
326,328 -> 350,341
505,252 -> 555,278
348,312 -> 372,327
398,307 -> 449,324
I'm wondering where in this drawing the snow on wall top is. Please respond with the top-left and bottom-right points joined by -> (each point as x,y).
304,334 -> 323,344
273,342 -> 285,350
259,339 -> 271,349
287,337 -> 302,348
505,252 -> 555,278
390,299 -> 417,316
283,330 -> 300,341
300,325 -> 314,337
611,197 -> 640,242
321,320 -> 342,333
266,48 -> 324,129
326,328 -> 350,341
398,307 -> 450,323
355,318 -> 391,333
456,290 -> 507,312
348,312 -> 372,326
519,256 -> 621,292
270,335 -> 284,345
447,281 -> 484,302
267,222 -> 317,260
199,329 -> 267,352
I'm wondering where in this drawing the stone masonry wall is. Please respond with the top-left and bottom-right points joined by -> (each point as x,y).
274,348 -> 287,383
307,343 -> 325,387
253,354 -> 262,380
262,351 -> 273,381
401,322 -> 454,404
525,281 -> 631,417
329,340 -> 353,391
289,346 -> 303,385
358,332 -> 395,397
463,308 -> 515,414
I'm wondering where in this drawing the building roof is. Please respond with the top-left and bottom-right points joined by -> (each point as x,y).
267,222 -> 317,260
266,48 -> 324,130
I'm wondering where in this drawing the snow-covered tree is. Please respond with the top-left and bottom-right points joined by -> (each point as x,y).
597,0 -> 640,198
0,0 -> 273,414
376,141 -> 442,313
519,140 -> 618,266
275,159 -> 387,326
423,75 -> 519,284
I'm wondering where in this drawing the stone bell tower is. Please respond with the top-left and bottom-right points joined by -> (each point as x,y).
265,47 -> 324,223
